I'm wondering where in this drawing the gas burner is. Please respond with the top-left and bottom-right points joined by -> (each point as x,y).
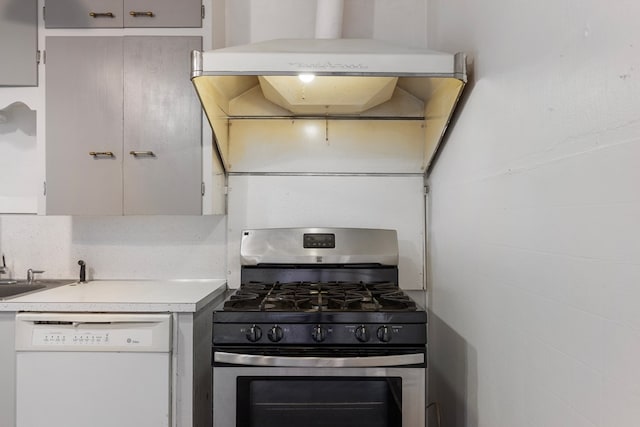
377,290 -> 417,311
262,295 -> 299,311
239,282 -> 272,295
222,291 -> 263,310
367,282 -> 400,294
228,291 -> 260,301
223,280 -> 418,312
326,291 -> 368,310
278,282 -> 304,291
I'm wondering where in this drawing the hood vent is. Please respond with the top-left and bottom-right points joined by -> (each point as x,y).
191,38 -> 466,175
258,75 -> 397,114
315,0 -> 344,39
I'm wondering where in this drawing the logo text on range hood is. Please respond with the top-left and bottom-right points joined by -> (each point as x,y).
288,61 -> 369,71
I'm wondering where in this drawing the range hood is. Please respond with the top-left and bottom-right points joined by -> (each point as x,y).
191,38 -> 466,175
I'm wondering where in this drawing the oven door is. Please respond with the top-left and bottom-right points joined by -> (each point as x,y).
213,350 -> 425,427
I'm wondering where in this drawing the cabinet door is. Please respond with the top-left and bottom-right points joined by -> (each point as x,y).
0,0 -> 37,85
44,0 -> 123,28
0,313 -> 16,427
123,36 -> 202,215
46,37 -> 124,215
124,0 -> 202,28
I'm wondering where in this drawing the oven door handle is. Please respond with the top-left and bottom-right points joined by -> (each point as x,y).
214,351 -> 424,368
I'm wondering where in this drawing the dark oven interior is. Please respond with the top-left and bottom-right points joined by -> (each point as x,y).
236,376 -> 403,427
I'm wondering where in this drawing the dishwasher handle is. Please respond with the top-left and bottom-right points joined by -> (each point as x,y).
31,319 -> 167,326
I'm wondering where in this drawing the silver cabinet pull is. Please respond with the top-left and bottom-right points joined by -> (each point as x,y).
129,11 -> 154,17
89,151 -> 114,157
129,151 -> 155,157
89,12 -> 115,18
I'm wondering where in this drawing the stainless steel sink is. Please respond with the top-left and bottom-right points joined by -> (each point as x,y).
0,279 -> 76,300
0,284 -> 46,298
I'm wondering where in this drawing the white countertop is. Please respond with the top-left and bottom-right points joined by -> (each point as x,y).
0,279 -> 227,313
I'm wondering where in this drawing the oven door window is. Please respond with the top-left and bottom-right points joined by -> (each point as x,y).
236,376 -> 402,427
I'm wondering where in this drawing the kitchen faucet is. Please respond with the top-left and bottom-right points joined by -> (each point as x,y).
0,255 -> 18,284
26,269 -> 45,285
78,260 -> 87,283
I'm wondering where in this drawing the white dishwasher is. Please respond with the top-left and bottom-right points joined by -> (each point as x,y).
15,312 -> 172,427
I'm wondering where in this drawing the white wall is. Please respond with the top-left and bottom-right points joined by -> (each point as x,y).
427,0 -> 640,426
226,0 -> 428,47
0,215 -> 227,280
226,175 -> 426,289
0,102 -> 38,213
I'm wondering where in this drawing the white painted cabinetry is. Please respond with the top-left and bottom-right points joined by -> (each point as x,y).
0,0 -> 38,86
0,312 -> 16,427
45,36 -> 203,215
44,0 -> 203,28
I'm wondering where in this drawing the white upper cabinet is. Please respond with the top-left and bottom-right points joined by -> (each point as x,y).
45,36 -> 203,215
0,0 -> 38,86
44,0 -> 203,28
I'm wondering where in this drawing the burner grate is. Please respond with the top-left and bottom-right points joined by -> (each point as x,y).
222,281 -> 417,312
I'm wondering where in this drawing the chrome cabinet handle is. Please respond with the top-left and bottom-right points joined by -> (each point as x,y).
89,12 -> 115,18
89,151 -> 114,158
129,151 -> 155,157
129,11 -> 154,17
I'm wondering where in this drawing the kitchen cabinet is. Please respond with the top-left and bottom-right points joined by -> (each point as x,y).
0,312 -> 16,427
45,36 -> 203,215
44,0 -> 203,28
0,0 -> 37,86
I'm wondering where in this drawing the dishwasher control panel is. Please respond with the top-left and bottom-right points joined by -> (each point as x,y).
32,328 -> 153,347
15,313 -> 172,352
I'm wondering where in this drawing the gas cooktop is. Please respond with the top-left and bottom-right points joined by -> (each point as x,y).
222,281 -> 418,312
213,228 -> 427,344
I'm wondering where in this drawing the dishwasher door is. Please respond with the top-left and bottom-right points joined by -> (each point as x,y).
15,312 -> 172,427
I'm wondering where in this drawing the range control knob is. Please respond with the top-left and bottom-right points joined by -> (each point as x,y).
311,324 -> 327,343
355,325 -> 370,342
376,325 -> 392,343
267,325 -> 284,342
246,324 -> 262,342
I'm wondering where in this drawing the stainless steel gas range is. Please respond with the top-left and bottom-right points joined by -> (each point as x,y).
212,228 -> 427,427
